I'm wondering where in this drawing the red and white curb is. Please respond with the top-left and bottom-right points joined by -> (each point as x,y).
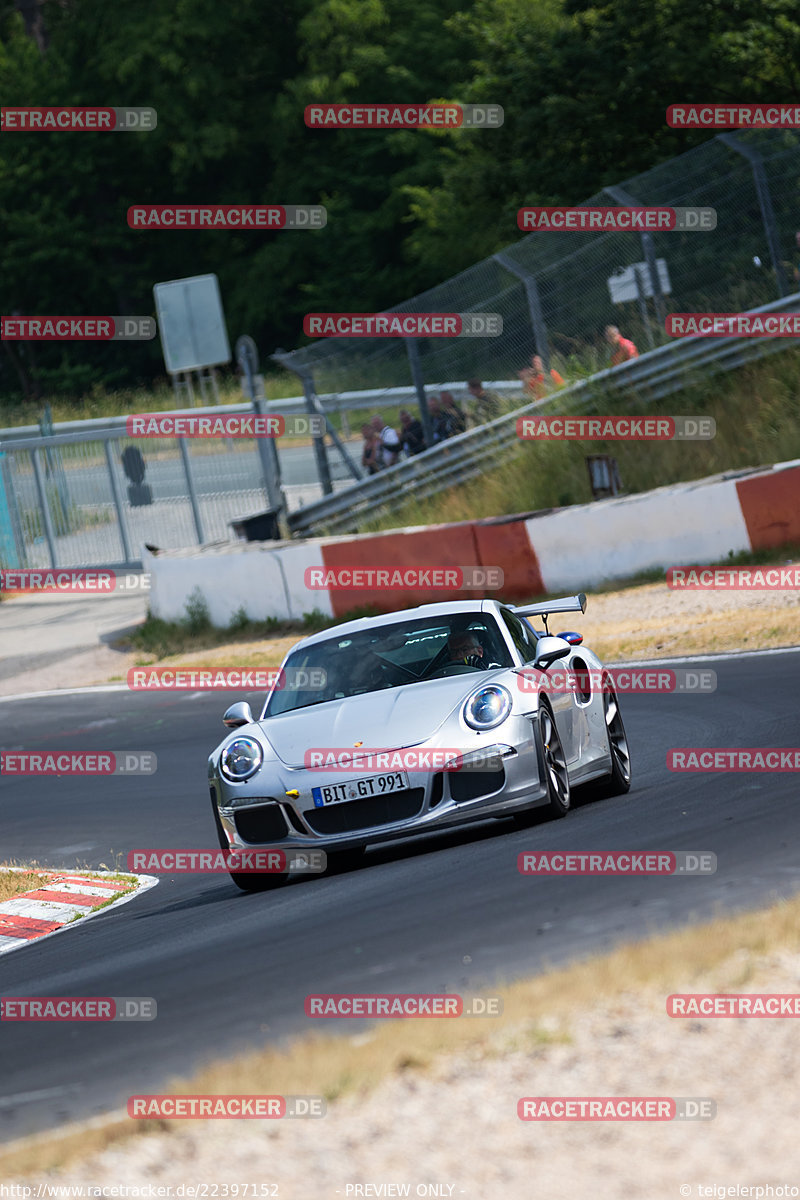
0,870 -> 158,955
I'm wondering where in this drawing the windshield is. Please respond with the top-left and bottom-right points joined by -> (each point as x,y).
263,613 -> 515,716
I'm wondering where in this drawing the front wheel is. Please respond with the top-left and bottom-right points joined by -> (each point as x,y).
591,683 -> 632,798
512,702 -> 571,826
211,796 -> 290,891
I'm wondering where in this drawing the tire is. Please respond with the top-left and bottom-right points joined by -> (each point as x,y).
512,701 -> 571,826
210,795 -> 290,892
325,846 -> 367,874
591,681 -> 632,798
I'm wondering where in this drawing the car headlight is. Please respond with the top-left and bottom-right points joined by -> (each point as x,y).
219,736 -> 263,782
464,684 -> 512,730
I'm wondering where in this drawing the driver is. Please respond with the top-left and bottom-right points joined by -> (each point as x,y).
447,631 -> 486,668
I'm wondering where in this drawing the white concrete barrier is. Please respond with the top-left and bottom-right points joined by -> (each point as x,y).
526,474 -> 751,593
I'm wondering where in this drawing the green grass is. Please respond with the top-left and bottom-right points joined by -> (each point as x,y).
125,591 -> 381,660
0,370 -> 305,427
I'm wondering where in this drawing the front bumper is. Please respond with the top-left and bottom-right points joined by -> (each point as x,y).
210,722 -> 547,854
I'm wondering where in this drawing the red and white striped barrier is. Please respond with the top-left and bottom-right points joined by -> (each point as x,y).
144,458 -> 800,625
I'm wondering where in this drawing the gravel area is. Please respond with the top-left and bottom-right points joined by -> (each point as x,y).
12,950 -> 800,1197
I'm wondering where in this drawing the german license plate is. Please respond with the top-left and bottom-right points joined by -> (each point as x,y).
312,770 -> 408,807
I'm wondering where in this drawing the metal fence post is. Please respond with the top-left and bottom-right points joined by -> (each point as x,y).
104,440 -> 134,564
632,265 -> 655,350
717,133 -> 789,298
236,335 -> 285,516
605,185 -> 667,327
405,337 -> 434,447
301,371 -> 333,495
31,447 -> 58,567
493,252 -> 551,369
270,352 -> 337,495
178,437 -> 206,543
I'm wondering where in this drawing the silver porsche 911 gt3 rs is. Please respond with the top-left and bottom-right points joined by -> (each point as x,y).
208,594 -> 631,891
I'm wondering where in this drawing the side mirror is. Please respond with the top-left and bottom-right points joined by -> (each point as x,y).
223,702 -> 254,729
557,630 -> 583,646
534,635 -> 572,670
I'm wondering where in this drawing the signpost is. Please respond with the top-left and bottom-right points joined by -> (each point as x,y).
153,273 -> 231,405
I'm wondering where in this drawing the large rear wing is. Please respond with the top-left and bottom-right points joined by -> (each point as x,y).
511,593 -> 587,619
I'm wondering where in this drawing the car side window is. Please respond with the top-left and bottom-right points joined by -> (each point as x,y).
500,609 -> 539,663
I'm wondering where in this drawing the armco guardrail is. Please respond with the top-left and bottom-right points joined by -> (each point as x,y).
287,293 -> 800,536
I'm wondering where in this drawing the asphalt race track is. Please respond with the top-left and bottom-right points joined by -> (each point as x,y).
1,647 -> 798,1142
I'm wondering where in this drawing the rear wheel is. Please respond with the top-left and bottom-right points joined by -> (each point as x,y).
512,702 -> 571,826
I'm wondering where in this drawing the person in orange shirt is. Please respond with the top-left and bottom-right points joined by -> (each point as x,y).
605,325 -> 639,366
518,354 -> 565,401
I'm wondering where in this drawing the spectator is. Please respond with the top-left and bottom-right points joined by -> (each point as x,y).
440,391 -> 467,435
605,325 -> 639,366
427,396 -> 453,444
361,423 -> 381,475
518,355 -> 565,401
399,409 -> 426,456
370,413 -> 400,468
466,379 -> 502,425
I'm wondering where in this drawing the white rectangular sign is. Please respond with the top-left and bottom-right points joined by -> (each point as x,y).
153,274 -> 231,373
608,259 -> 671,304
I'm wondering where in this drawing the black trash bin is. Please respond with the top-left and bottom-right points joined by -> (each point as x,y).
230,510 -> 281,542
